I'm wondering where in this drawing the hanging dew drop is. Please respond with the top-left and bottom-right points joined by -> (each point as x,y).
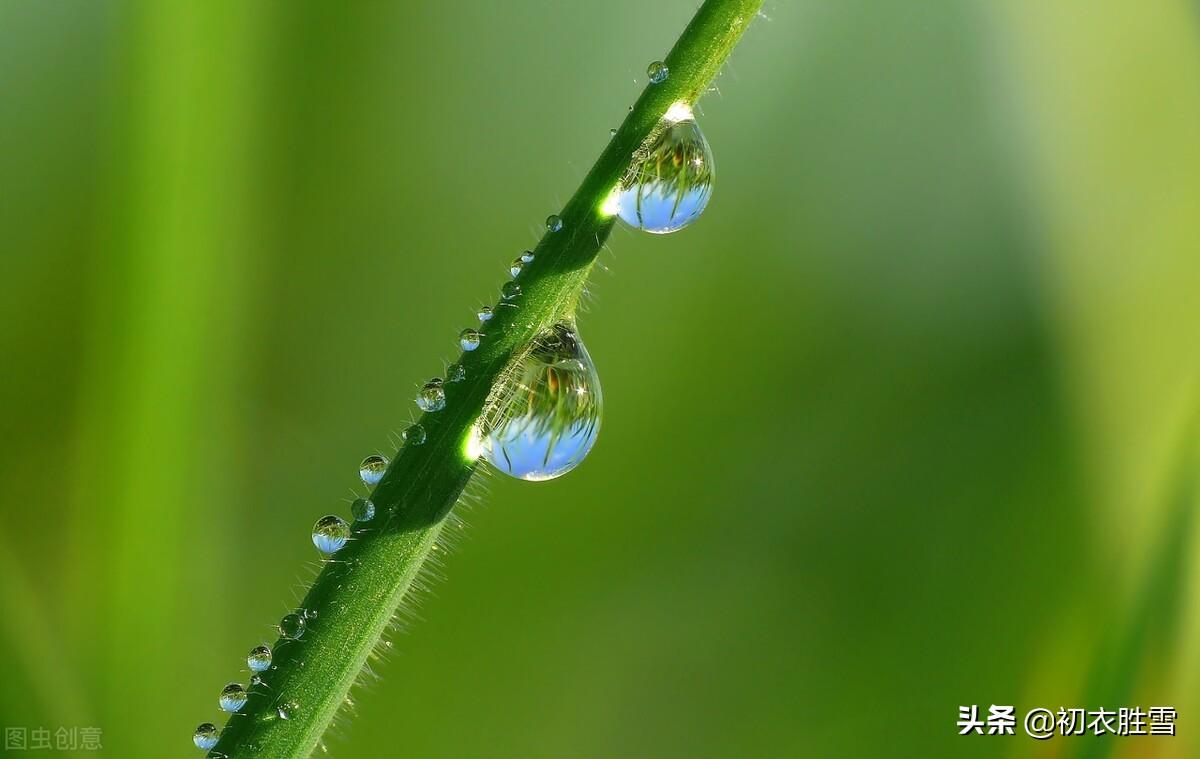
545,214 -> 563,232
501,281 -> 521,300
247,645 -> 272,672
219,683 -> 248,712
312,515 -> 350,553
404,423 -> 427,445
509,258 -> 524,278
193,723 -> 219,750
279,613 -> 306,640
351,497 -> 376,521
459,328 -> 482,351
477,306 -> 493,322
613,104 -> 714,234
647,60 -> 669,83
358,454 -> 388,486
417,381 -> 446,412
477,322 -> 602,481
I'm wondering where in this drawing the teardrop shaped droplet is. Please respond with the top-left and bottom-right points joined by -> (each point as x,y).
417,381 -> 446,412
647,60 -> 669,84
247,645 -> 272,672
403,423 -> 427,445
193,723 -> 219,750
459,328 -> 482,351
477,306 -> 493,322
351,497 -> 375,521
358,454 -> 388,486
219,683 -> 248,712
477,322 -> 602,481
279,612 -> 306,640
312,515 -> 350,553
614,107 -> 713,234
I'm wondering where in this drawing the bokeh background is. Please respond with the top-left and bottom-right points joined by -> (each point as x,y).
2,1 -> 1199,757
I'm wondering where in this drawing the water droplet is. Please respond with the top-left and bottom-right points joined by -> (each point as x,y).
509,258 -> 524,278
614,108 -> 713,233
521,251 -> 535,263
351,498 -> 376,521
459,328 -> 482,351
312,515 -> 350,553
501,281 -> 521,300
279,613 -> 306,640
647,60 -> 669,84
250,675 -> 264,687
277,700 -> 298,720
545,214 -> 563,232
403,424 -> 427,446
193,723 -> 219,750
219,683 -> 247,712
610,128 -> 618,136
358,454 -> 388,486
477,322 -> 602,481
417,381 -> 446,412
247,645 -> 272,672
477,306 -> 493,322
446,363 -> 466,382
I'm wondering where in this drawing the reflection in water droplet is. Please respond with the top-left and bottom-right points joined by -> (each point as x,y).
477,306 -> 493,322
403,424 -> 427,445
446,363 -> 466,382
545,214 -> 563,232
358,455 -> 388,486
219,683 -> 247,712
510,258 -> 524,278
312,515 -> 350,553
478,322 -> 602,481
279,613 -> 306,640
501,281 -> 521,300
248,646 -> 272,672
647,60 -> 669,83
193,723 -> 219,750
613,107 -> 713,234
352,498 -> 375,521
417,381 -> 446,412
521,251 -> 535,264
459,328 -> 482,351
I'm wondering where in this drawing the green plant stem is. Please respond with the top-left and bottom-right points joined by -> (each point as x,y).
212,1 -> 762,755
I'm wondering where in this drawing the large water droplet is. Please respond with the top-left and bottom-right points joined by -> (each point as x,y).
477,322 -> 602,481
417,380 -> 446,412
312,515 -> 350,553
459,328 -> 482,351
351,498 -> 375,521
247,645 -> 272,672
219,683 -> 247,712
404,423 -> 427,445
193,723 -> 219,750
359,454 -> 387,486
614,108 -> 713,233
279,613 -> 306,640
647,60 -> 669,84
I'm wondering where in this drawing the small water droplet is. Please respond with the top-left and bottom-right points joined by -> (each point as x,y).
614,109 -> 713,233
277,700 -> 298,720
459,328 -> 482,351
193,723 -> 219,750
247,645 -> 272,672
647,60 -> 669,84
477,322 -> 602,481
521,251 -> 535,263
312,515 -> 350,553
403,424 -> 427,446
477,306 -> 493,322
304,608 -> 318,620
250,675 -> 264,687
501,281 -> 521,300
358,454 -> 388,486
610,128 -> 617,136
509,258 -> 524,278
219,683 -> 247,712
446,363 -> 466,382
417,381 -> 446,412
351,498 -> 376,521
545,214 -> 563,232
279,613 -> 306,640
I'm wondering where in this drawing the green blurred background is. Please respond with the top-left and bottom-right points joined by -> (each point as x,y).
2,1 -> 1199,757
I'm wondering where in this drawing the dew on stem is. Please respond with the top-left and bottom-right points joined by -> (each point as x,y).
477,322 -> 602,481
312,515 -> 350,554
545,214 -> 563,232
647,60 -> 669,83
193,723 -> 219,750
459,328 -> 482,351
247,645 -> 272,673
510,257 -> 525,278
477,305 -> 494,322
219,684 -> 248,712
358,455 -> 388,486
501,281 -> 521,300
278,613 -> 306,640
351,497 -> 376,522
403,423 -> 427,445
417,380 -> 447,412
